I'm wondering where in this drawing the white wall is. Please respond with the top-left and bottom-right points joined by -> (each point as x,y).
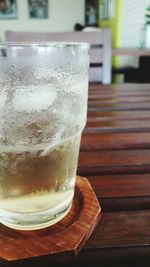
121,0 -> 146,48
0,0 -> 85,41
119,0 -> 146,67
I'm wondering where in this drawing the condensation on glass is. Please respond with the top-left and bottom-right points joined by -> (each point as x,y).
0,42 -> 89,230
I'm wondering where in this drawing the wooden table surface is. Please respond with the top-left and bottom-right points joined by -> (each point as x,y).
1,83 -> 150,267
76,83 -> 150,267
112,48 -> 150,57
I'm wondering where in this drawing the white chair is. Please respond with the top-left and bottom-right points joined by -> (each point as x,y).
5,30 -> 112,84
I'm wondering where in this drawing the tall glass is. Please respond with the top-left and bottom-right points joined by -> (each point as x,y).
0,43 -> 89,230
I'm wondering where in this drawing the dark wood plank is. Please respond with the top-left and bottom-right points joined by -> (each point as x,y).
87,114 -> 150,121
78,210 -> 150,267
86,119 -> 150,128
88,102 -> 150,111
87,174 -> 150,198
86,210 -> 150,248
84,126 -> 150,133
87,174 -> 150,211
79,248 -> 150,267
88,96 -> 150,103
81,132 -> 150,150
88,110 -> 150,118
79,149 -> 150,166
78,149 -> 150,175
89,92 -> 150,99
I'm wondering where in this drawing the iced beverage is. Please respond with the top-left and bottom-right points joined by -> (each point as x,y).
0,43 -> 89,230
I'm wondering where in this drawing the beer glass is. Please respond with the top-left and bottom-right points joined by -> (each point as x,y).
0,43 -> 89,230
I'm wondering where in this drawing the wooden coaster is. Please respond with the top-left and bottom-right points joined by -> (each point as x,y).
0,176 -> 101,266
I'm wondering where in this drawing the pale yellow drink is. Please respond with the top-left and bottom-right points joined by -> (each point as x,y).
0,135 -> 81,230
0,43 -> 89,230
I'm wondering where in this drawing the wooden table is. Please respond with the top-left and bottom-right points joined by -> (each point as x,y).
77,83 -> 150,267
112,48 -> 150,57
1,83 -> 149,267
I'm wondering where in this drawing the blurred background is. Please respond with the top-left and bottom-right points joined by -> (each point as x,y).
0,0 -> 150,83
0,0 -> 149,46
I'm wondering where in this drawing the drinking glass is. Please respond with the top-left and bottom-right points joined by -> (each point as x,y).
0,42 -> 89,230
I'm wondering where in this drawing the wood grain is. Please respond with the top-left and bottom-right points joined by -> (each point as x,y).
86,119 -> 150,128
1,83 -> 150,267
85,84 -> 150,244
88,102 -> 150,111
87,174 -> 150,211
87,110 -> 150,118
78,149 -> 150,167
76,83 -> 150,266
78,210 -> 150,267
81,132 -> 150,150
0,177 -> 100,266
86,210 -> 150,248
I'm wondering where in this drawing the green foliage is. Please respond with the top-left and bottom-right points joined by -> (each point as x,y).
146,6 -> 150,25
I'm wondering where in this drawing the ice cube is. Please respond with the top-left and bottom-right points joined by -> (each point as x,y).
0,91 -> 7,112
13,85 -> 57,112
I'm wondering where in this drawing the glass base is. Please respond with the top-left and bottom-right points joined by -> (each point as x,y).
0,195 -> 73,231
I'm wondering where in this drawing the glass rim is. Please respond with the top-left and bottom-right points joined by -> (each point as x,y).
0,42 -> 90,48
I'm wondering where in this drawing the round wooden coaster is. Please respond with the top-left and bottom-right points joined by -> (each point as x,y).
0,176 -> 101,266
